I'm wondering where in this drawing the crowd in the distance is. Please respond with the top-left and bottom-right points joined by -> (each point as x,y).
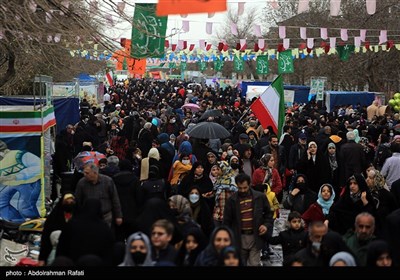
42,78 -> 400,267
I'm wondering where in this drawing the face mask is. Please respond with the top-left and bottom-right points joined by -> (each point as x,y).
227,150 -> 233,156
312,241 -> 321,252
296,182 -> 306,190
230,163 -> 240,170
390,132 -> 394,137
62,203 -> 75,213
170,119 -> 176,124
182,159 -> 190,165
84,118 -> 89,123
368,169 -> 376,178
189,193 -> 200,204
135,154 -> 142,160
70,130 -> 75,135
131,252 -> 146,265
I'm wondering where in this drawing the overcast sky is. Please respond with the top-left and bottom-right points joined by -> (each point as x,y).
105,0 -> 266,44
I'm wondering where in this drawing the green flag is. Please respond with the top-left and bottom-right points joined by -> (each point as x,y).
168,62 -> 176,69
214,60 -> 224,71
198,61 -> 207,71
278,50 -> 294,74
131,4 -> 168,58
234,55 -> 244,72
180,61 -> 187,71
336,45 -> 355,61
256,55 -> 269,75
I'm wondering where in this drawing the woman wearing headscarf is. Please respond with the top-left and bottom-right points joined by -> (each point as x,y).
302,184 -> 335,230
168,195 -> 199,237
175,227 -> 208,266
320,143 -> 341,197
119,232 -> 154,266
366,240 -> 394,267
186,186 -> 214,237
296,141 -> 324,193
178,161 -> 213,197
365,167 -> 398,237
56,199 -> 115,265
194,226 -> 236,266
252,153 -> 282,196
329,251 -> 357,266
203,161 -> 238,227
329,174 -> 376,235
283,174 -> 317,214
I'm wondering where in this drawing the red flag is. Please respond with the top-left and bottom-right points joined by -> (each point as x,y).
240,44 -> 247,51
236,43 -> 240,50
218,42 -> 224,51
324,45 -> 330,53
189,44 -> 195,51
206,44 -> 212,51
299,42 -> 306,50
277,43 -> 285,52
165,40 -> 170,48
254,43 -> 259,52
172,44 -> 177,51
365,41 -> 370,50
223,44 -> 229,51
183,41 -> 187,49
387,40 -> 394,49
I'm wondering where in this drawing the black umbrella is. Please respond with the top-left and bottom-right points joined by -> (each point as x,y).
199,109 -> 223,121
186,121 -> 231,139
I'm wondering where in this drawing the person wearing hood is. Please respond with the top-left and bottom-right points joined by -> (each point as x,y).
329,251 -> 357,266
140,147 -> 161,181
302,183 -> 335,230
169,141 -> 198,183
119,232 -> 154,266
329,174 -> 376,235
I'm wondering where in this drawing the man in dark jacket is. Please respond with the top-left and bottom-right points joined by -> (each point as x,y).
223,173 -> 273,266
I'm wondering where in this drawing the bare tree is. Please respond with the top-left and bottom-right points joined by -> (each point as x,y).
0,0 -> 138,95
263,0 -> 400,94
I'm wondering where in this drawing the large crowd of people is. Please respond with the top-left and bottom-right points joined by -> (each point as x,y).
42,78 -> 400,267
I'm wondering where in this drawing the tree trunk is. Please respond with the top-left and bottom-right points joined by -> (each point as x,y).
0,46 -> 16,88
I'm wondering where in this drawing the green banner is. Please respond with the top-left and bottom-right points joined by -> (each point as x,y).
214,60 -> 224,71
256,55 -> 269,75
169,62 -> 176,69
278,50 -> 294,74
234,55 -> 244,72
198,61 -> 207,71
336,45 -> 355,61
131,4 -> 168,58
180,61 -> 187,71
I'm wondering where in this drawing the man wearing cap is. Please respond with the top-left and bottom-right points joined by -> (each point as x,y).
0,140 -> 42,222
288,132 -> 308,173
233,133 -> 249,158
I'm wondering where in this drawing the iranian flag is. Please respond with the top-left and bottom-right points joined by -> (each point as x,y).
250,75 -> 285,136
105,70 -> 113,86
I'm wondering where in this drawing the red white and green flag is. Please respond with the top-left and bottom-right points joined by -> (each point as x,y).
250,75 -> 285,136
105,70 -> 113,86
